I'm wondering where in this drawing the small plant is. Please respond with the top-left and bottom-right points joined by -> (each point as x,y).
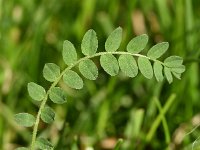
14,27 -> 185,150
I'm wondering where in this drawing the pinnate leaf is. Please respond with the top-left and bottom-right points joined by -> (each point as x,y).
49,87 -> 67,104
63,70 -> 83,89
43,63 -> 60,82
41,106 -> 55,124
147,42 -> 169,59
105,27 -> 122,52
79,59 -> 98,80
164,67 -> 173,84
81,29 -> 98,56
62,40 -> 77,66
100,54 -> 119,76
153,61 -> 164,82
118,55 -> 138,77
127,34 -> 148,53
14,113 -> 35,127
164,56 -> 183,67
36,138 -> 53,150
138,57 -> 153,79
28,82 -> 46,101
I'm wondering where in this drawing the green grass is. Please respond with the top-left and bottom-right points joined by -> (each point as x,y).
0,0 -> 200,149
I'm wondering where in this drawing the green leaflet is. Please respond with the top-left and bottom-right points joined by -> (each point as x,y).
138,57 -> 153,79
81,29 -> 98,56
62,40 -> 77,66
49,87 -> 67,104
172,72 -> 181,80
164,56 -> 183,67
36,138 -> 53,150
43,63 -> 60,82
63,70 -> 83,89
127,34 -> 148,54
100,54 -> 119,76
79,59 -> 98,80
15,147 -> 29,150
41,106 -> 55,124
153,61 -> 164,82
171,65 -> 185,74
164,56 -> 185,81
105,27 -> 122,52
14,113 -> 35,127
164,67 -> 173,84
27,82 -> 46,101
118,55 -> 138,77
147,42 -> 169,59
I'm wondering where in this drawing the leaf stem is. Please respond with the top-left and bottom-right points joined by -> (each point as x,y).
30,51 -> 164,149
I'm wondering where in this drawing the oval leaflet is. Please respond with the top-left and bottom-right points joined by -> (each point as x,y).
81,29 -> 98,56
147,42 -> 169,59
138,57 -> 153,79
153,61 -> 164,82
43,63 -> 60,82
49,87 -> 67,104
164,67 -> 173,84
14,113 -> 36,127
118,55 -> 138,77
127,34 -> 148,54
105,27 -> 122,52
62,40 -> 77,66
79,59 -> 98,80
27,82 -> 46,101
100,54 -> 119,76
63,70 -> 83,89
41,106 -> 55,124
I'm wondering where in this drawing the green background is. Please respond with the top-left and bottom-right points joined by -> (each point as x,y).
0,0 -> 200,149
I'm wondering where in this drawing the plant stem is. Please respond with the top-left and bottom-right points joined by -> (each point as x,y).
30,51 -> 164,149
30,96 -> 47,150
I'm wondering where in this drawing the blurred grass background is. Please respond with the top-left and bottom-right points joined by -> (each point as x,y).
0,0 -> 200,149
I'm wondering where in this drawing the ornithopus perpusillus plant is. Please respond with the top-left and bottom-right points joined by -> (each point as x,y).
14,27 -> 185,150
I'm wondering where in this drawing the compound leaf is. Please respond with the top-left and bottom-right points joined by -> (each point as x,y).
49,87 -> 67,104
100,54 -> 119,76
164,67 -> 173,84
138,57 -> 153,79
105,27 -> 122,52
79,59 -> 98,80
81,29 -> 98,56
41,106 -> 55,124
63,70 -> 83,89
36,138 -> 53,150
127,34 -> 148,53
153,61 -> 164,82
147,42 -> 169,59
27,82 -> 46,101
164,56 -> 183,67
62,40 -> 77,66
14,113 -> 35,127
118,55 -> 138,77
43,63 -> 60,82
